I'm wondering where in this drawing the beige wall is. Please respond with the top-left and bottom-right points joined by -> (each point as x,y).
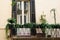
0,0 -> 12,28
0,0 -> 12,40
35,0 -> 60,24
0,29 -> 6,40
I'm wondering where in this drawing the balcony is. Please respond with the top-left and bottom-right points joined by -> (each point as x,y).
6,19 -> 60,40
11,36 -> 60,40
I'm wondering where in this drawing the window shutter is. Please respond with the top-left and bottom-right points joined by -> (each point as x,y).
30,0 -> 36,23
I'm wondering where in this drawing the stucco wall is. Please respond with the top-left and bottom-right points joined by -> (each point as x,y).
0,0 -> 12,40
35,0 -> 60,24
0,29 -> 6,40
0,0 -> 12,28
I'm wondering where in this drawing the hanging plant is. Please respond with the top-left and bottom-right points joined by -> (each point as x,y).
6,18 -> 16,38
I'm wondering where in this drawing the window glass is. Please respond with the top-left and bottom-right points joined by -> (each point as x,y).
20,16 -> 22,24
24,15 -> 26,24
24,1 -> 28,10
17,1 -> 22,10
17,15 -> 22,24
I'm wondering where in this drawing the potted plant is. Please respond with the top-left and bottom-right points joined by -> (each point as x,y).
16,23 -> 33,36
36,24 -> 44,37
6,18 -> 16,37
54,24 -> 60,37
49,24 -> 56,37
16,24 -> 26,36
39,14 -> 47,37
24,23 -> 36,36
23,23 -> 31,36
41,23 -> 47,36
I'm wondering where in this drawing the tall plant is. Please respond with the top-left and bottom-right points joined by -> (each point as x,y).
6,18 -> 16,38
40,14 -> 46,24
40,14 -> 47,35
40,14 -> 47,27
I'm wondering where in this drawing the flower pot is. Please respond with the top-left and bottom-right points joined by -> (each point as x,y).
36,28 -> 45,37
36,28 -> 42,34
17,28 -> 31,36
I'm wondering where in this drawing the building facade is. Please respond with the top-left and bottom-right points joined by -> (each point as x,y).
0,0 -> 60,28
0,0 -> 60,40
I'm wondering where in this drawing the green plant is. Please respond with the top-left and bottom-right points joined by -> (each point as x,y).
6,18 -> 16,38
15,24 -> 22,28
40,15 -> 46,24
40,12 -> 47,34
6,23 -> 10,38
40,23 -> 47,33
23,23 -> 33,28
50,24 -> 55,28
55,24 -> 60,28
7,18 -> 16,24
6,18 -> 16,29
23,23 -> 37,35
46,24 -> 52,29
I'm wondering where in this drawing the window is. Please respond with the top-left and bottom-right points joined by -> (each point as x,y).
16,1 -> 30,24
24,15 -> 26,24
17,15 -> 22,24
24,1 -> 28,10
17,14 -> 27,24
20,16 -> 22,24
17,1 -> 22,10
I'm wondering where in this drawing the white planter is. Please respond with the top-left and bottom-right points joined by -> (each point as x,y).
45,28 -> 52,37
51,28 -> 57,37
17,28 -> 31,36
36,28 -> 42,33
56,28 -> 60,37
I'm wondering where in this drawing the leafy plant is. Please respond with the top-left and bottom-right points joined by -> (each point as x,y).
23,23 -> 33,28
6,18 -> 16,38
40,15 -> 46,24
7,18 -> 16,24
23,23 -> 37,35
15,24 -> 22,28
55,24 -> 60,28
